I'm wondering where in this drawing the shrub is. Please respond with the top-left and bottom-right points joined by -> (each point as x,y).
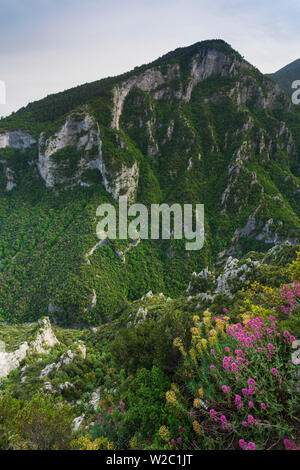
164,312 -> 299,450
0,393 -> 74,450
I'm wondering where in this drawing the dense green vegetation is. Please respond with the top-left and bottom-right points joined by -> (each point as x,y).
0,40 -> 299,450
0,246 -> 299,450
0,40 -> 299,324
268,59 -> 300,96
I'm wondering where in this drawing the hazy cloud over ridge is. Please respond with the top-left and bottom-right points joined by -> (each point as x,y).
0,0 -> 299,117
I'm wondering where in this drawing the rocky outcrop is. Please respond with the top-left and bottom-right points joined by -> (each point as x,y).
37,113 -> 102,188
186,256 -> 261,305
184,49 -> 241,102
221,141 -> 261,209
0,342 -> 29,380
0,317 -> 59,381
4,167 -> 16,191
107,161 -> 139,201
37,112 -> 139,200
40,340 -> 86,379
111,49 -> 243,128
0,162 -> 17,191
111,65 -> 180,130
0,131 -> 36,150
233,207 -> 300,247
31,317 -> 59,354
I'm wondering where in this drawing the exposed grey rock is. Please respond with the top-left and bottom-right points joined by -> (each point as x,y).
37,113 -> 101,188
0,131 -> 36,150
111,65 -> 180,130
30,317 -> 59,354
0,317 -> 58,381
5,167 -> 16,191
40,362 -> 58,379
73,415 -> 85,431
76,341 -> 86,359
90,388 -> 101,410
58,381 -> 74,392
40,341 -> 86,379
37,112 -> 139,201
184,49 -> 241,102
0,342 -> 29,380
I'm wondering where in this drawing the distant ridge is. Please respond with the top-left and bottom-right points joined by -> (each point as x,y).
268,58 -> 300,95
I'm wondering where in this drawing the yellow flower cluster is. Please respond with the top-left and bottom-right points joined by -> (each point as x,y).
193,398 -> 201,408
159,426 -> 170,442
173,337 -> 186,356
193,420 -> 202,436
190,327 -> 200,337
71,435 -> 115,450
203,311 -> 211,329
129,436 -> 140,450
166,390 -> 177,406
208,328 -> 217,346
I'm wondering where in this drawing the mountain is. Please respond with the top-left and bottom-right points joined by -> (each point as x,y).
268,59 -> 300,95
0,39 -> 299,452
0,39 -> 300,326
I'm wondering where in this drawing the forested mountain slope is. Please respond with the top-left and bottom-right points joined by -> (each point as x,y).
0,39 -> 300,325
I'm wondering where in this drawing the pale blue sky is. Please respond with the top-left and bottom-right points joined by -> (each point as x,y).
0,0 -> 299,117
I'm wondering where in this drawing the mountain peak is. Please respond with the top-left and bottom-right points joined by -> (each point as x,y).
0,41 -> 299,327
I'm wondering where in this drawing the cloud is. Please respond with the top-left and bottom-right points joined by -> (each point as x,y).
0,0 -> 299,117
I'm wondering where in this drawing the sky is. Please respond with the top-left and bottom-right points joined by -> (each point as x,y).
0,0 -> 299,117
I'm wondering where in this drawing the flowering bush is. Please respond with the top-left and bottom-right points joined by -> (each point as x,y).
163,312 -> 299,450
91,401 -> 128,449
280,281 -> 300,315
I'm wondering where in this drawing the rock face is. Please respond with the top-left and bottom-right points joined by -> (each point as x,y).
0,342 -> 29,380
37,112 -> 139,200
37,113 -> 102,188
111,65 -> 180,130
184,49 -> 240,102
186,256 -> 260,302
31,317 -> 59,354
111,49 -> 241,128
0,317 -> 59,381
106,160 -> 139,202
4,166 -> 16,191
39,340 -> 86,379
0,131 -> 36,150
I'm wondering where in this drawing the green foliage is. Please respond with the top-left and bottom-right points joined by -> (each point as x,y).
0,393 -> 74,450
165,313 -> 299,450
124,366 -> 170,438
111,300 -> 193,374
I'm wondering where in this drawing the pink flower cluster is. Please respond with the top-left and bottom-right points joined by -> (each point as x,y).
170,426 -> 186,448
228,317 -> 279,349
242,415 -> 270,429
209,409 -> 231,431
239,439 -> 256,450
283,439 -> 300,451
283,330 -> 296,343
280,281 -> 300,315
